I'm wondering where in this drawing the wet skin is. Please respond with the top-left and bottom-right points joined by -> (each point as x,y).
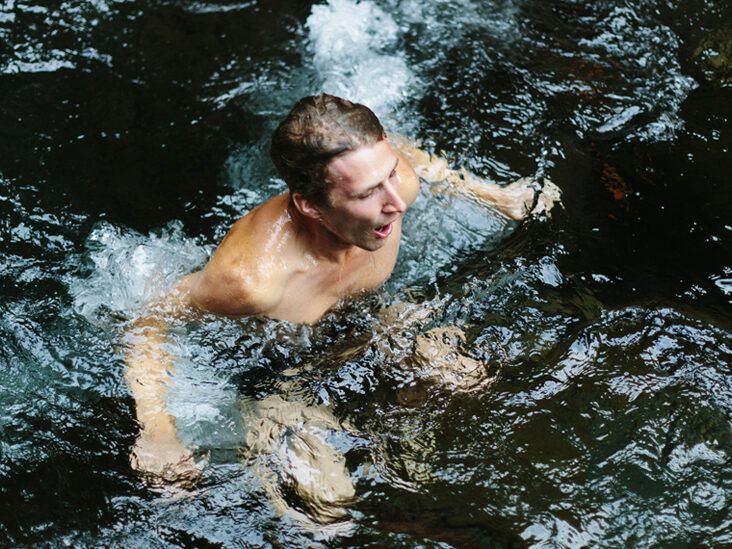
183,138 -> 419,324
123,139 -> 419,480
124,136 -> 555,484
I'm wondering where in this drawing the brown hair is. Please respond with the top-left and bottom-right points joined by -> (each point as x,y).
270,93 -> 386,206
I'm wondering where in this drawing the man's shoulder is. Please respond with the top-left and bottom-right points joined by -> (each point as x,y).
213,193 -> 291,263
189,195 -> 293,317
188,258 -> 286,317
394,151 -> 420,208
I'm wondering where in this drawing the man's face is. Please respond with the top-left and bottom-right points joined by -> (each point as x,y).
319,139 -> 408,252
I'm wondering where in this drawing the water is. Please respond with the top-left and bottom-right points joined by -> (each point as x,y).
1,0 -> 731,546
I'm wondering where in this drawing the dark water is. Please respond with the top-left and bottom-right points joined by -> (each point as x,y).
1,0 -> 731,546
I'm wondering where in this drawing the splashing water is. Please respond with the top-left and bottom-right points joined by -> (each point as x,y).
68,221 -> 210,324
306,0 -> 419,122
0,0 -> 114,73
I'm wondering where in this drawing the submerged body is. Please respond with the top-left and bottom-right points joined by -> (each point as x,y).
179,137 -> 555,324
124,94 -> 559,503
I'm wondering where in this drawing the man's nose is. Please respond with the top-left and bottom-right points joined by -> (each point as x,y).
382,182 -> 407,214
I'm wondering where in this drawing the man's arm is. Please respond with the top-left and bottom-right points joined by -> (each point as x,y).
123,255 -> 278,484
389,135 -> 561,221
122,274 -> 202,484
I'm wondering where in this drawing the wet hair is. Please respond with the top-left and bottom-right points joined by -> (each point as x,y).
270,93 -> 386,206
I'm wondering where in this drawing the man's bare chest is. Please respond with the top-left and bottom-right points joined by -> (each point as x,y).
272,239 -> 400,322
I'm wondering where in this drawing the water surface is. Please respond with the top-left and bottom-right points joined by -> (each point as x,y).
1,0 -> 731,546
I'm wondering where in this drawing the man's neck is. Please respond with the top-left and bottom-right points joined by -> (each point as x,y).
286,199 -> 361,265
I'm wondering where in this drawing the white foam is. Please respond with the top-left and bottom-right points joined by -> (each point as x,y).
714,277 -> 732,296
306,0 -> 419,120
3,57 -> 76,74
308,0 -> 399,59
68,221 -> 252,450
68,221 -> 210,323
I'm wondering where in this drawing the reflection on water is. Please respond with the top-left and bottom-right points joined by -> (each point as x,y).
1,0 -> 732,546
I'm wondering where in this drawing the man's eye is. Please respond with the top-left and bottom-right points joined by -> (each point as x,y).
359,189 -> 375,199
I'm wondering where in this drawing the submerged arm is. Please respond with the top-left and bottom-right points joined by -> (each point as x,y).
389,134 -> 560,221
122,274 -> 201,484
123,248 -> 276,484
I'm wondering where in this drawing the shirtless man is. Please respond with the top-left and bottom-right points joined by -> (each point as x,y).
124,93 -> 557,482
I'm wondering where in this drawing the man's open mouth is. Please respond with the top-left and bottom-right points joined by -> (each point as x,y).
374,222 -> 393,239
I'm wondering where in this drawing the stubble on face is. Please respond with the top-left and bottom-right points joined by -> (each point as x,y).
318,140 -> 403,252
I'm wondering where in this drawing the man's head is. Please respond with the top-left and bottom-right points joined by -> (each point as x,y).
270,93 -> 386,206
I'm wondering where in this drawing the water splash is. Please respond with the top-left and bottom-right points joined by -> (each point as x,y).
68,221 -> 209,324
306,0 -> 420,124
1,0 -> 114,74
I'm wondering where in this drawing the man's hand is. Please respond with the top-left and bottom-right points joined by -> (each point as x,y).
130,427 -> 201,487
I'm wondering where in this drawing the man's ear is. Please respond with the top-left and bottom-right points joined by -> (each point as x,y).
291,192 -> 323,220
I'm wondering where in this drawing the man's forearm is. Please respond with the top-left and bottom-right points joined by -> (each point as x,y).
124,275 -> 198,433
389,134 -> 557,221
123,317 -> 179,438
122,282 -> 202,482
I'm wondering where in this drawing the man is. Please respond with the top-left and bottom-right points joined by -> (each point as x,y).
124,93 -> 557,482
